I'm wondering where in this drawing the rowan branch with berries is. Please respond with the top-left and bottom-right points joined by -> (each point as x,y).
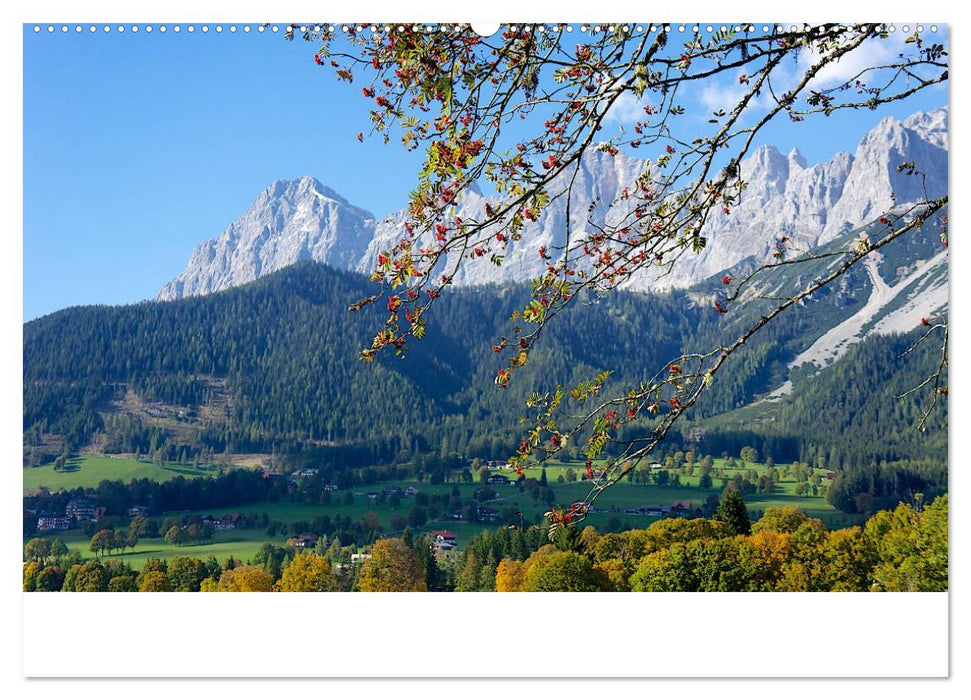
289,23 -> 947,535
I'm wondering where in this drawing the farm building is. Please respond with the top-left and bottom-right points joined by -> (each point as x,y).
66,499 -> 95,521
216,513 -> 241,530
287,534 -> 318,548
37,516 -> 70,531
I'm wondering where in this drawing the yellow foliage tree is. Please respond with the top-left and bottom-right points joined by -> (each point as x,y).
752,506 -> 814,534
494,559 -> 527,592
357,538 -> 426,592
23,561 -> 40,592
745,530 -> 792,590
277,552 -> 340,592
138,570 -> 172,592
216,565 -> 275,592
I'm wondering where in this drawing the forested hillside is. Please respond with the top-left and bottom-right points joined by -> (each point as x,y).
24,260 -> 946,513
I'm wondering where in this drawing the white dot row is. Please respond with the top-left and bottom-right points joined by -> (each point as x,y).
31,23 -> 941,35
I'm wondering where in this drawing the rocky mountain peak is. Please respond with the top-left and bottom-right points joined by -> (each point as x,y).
160,107 -> 947,301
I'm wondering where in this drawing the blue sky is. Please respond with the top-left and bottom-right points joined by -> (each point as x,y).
23,25 -> 947,320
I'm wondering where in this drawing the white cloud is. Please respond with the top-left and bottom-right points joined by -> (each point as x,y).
604,91 -> 654,124
698,79 -> 748,113
798,35 -> 898,90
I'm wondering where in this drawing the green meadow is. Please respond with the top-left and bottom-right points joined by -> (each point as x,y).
27,454 -> 858,565
48,530 -> 289,570
23,455 -> 227,493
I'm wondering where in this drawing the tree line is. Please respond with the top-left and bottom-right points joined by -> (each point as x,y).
24,492 -> 946,593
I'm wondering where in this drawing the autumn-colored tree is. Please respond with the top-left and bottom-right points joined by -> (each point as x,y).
591,558 -> 627,592
357,538 -> 427,592
521,550 -> 601,592
216,565 -> 276,592
744,530 -> 792,590
295,23 -> 947,531
578,525 -> 601,551
72,560 -> 109,592
494,558 -> 527,592
108,575 -> 138,592
820,526 -> 875,591
23,561 -> 40,592
276,552 -> 341,592
752,506 -> 812,534
138,571 -> 172,592
776,518 -> 831,591
631,537 -> 757,592
35,566 -> 66,592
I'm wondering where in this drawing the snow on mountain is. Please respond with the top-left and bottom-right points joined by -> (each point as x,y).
766,246 -> 948,399
160,108 -> 948,305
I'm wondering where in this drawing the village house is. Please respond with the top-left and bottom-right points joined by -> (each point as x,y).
488,474 -> 511,485
670,500 -> 692,517
287,534 -> 318,548
477,506 -> 499,522
297,468 -> 319,477
404,487 -> 419,497
127,505 -> 150,517
431,530 -> 457,550
215,513 -> 241,530
323,483 -> 340,491
65,498 -> 95,521
37,516 -> 71,532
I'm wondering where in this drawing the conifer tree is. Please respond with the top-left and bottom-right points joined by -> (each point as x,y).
716,489 -> 752,536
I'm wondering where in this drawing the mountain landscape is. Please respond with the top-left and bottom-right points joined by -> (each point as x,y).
156,107 -> 948,394
25,107 -> 948,522
159,108 -> 948,299
21,26 -> 952,607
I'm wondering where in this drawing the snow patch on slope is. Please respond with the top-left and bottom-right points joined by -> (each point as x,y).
766,249 -> 948,398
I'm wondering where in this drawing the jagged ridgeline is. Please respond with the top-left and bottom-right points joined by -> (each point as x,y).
25,260 -> 945,487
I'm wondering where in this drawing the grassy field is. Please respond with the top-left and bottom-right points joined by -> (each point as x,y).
140,461 -> 856,550
26,454 -> 860,566
23,455 -> 232,493
47,530 -> 288,570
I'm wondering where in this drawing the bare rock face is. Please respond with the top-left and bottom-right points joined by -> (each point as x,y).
160,108 -> 947,299
158,177 -> 376,300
